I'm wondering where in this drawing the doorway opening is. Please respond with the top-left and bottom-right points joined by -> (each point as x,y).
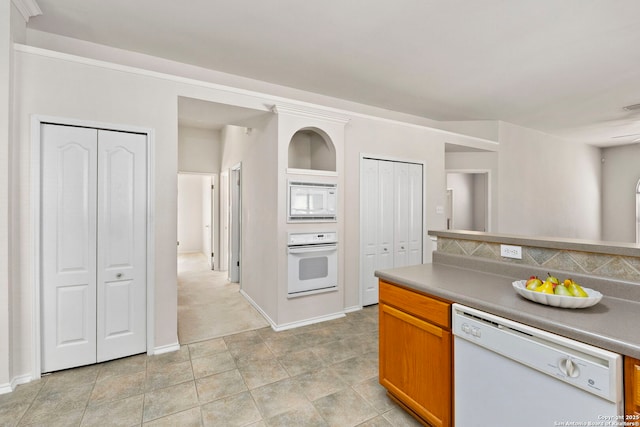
445,171 -> 490,232
177,173 -> 216,269
176,167 -> 265,343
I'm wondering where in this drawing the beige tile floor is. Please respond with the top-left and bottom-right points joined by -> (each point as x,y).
1,255 -> 422,426
0,307 -> 423,427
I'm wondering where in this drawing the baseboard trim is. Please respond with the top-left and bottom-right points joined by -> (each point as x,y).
239,289 -> 277,330
344,305 -> 362,313
153,341 -> 181,355
239,289 -> 347,332
272,311 -> 346,332
0,373 -> 33,395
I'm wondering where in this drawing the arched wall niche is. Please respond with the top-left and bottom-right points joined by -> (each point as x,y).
287,127 -> 336,172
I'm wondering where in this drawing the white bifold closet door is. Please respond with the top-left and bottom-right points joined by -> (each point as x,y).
361,158 -> 423,306
41,124 -> 147,373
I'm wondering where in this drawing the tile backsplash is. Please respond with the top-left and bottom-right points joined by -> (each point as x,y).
437,237 -> 640,283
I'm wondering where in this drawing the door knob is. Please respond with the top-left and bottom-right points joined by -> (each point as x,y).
116,273 -> 123,279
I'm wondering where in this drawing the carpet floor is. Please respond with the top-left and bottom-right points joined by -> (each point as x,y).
177,253 -> 269,344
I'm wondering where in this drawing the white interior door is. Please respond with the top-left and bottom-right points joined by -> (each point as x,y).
360,157 -> 423,306
360,158 -> 380,306
96,130 -> 147,363
229,165 -> 241,283
219,171 -> 229,272
202,175 -> 213,269
41,125 -> 98,372
377,160 -> 395,271
393,162 -> 409,267
408,163 -> 423,264
41,124 -> 147,372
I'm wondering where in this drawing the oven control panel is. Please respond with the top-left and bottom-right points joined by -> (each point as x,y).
288,232 -> 337,246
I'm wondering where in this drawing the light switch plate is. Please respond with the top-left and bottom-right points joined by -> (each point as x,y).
500,244 -> 522,259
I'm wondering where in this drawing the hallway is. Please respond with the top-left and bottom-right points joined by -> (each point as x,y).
178,253 -> 268,344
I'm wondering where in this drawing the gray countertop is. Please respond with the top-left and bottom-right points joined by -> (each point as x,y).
375,262 -> 640,359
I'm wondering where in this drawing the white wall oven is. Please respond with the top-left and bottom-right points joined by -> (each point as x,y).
287,232 -> 338,297
287,181 -> 337,222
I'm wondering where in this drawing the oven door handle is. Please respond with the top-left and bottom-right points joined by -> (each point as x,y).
288,244 -> 337,254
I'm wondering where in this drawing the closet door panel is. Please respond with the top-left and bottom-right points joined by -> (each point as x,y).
41,124 -> 98,372
361,159 -> 380,306
408,164 -> 424,265
378,161 -> 395,271
394,162 -> 409,267
97,130 -> 147,362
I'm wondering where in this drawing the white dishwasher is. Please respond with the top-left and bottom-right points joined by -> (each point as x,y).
452,303 -> 623,427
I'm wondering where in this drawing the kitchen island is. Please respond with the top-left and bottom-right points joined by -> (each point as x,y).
375,260 -> 640,359
375,230 -> 640,427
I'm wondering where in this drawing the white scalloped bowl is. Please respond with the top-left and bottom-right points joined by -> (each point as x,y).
512,280 -> 602,309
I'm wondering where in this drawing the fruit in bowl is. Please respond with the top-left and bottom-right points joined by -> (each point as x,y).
525,276 -> 542,290
524,274 -> 589,298
513,277 -> 602,308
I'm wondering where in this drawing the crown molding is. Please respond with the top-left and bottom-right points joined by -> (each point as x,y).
12,0 -> 42,22
14,44 -> 499,146
271,103 -> 350,126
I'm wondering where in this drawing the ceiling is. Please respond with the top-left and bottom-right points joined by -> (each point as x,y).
24,0 -> 640,146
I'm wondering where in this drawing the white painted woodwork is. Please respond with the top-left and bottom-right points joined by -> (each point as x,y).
393,162 -> 409,267
96,130 -> 147,362
219,170 -> 229,272
408,164 -> 424,265
361,158 -> 423,306
41,124 -> 147,372
41,125 -> 98,372
230,166 -> 241,282
203,176 -> 213,269
360,158 -> 380,307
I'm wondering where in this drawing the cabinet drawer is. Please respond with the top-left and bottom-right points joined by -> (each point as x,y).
379,280 -> 451,329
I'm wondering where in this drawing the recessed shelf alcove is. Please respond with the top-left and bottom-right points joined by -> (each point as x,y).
287,128 -> 336,173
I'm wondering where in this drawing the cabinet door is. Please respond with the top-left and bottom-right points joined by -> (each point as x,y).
379,302 -> 452,427
626,356 -> 640,417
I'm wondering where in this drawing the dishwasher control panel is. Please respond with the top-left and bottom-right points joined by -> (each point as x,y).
452,303 -> 623,404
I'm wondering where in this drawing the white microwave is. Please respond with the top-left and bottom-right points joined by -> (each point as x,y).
287,181 -> 337,222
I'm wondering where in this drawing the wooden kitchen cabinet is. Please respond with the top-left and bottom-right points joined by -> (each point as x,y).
379,280 -> 452,427
626,356 -> 640,417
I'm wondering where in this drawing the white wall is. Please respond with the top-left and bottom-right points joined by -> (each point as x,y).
497,122 -> 602,239
9,31 -> 600,387
344,118 -> 447,309
220,121 -> 280,324
447,173 -> 474,230
177,174 -> 205,253
14,49 -> 183,379
601,144 -> 640,243
472,173 -> 487,231
178,126 -> 221,173
1,0 -> 13,389
445,151 -> 498,232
